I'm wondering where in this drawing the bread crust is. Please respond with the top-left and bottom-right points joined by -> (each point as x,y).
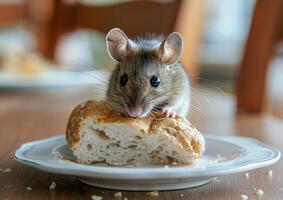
66,100 -> 118,147
66,100 -> 205,164
66,100 -> 150,146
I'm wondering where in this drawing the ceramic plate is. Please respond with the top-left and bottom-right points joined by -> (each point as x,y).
14,135 -> 280,191
0,70 -> 107,90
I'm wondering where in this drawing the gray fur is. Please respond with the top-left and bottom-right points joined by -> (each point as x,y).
106,29 -> 190,117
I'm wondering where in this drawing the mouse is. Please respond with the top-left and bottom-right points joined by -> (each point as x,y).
105,28 -> 190,118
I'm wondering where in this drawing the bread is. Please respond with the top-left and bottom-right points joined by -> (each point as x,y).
66,100 -> 205,166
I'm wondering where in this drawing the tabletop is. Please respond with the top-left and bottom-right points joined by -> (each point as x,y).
0,87 -> 283,200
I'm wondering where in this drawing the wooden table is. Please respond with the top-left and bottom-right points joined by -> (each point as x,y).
0,88 -> 283,200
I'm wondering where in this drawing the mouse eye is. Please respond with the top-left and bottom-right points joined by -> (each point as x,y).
150,75 -> 160,88
120,73 -> 128,86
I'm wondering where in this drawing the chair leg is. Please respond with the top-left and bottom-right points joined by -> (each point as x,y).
28,0 -> 75,60
174,0 -> 204,82
25,0 -> 55,58
236,0 -> 283,112
46,0 -> 77,60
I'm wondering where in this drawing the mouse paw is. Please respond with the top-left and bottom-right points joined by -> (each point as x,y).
161,107 -> 176,118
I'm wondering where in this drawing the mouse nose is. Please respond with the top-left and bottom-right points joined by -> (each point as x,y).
128,105 -> 143,117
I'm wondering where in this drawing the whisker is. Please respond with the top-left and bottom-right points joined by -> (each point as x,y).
190,94 -> 207,113
147,89 -> 173,101
189,104 -> 206,116
190,87 -> 214,108
194,78 -> 228,97
70,70 -> 110,86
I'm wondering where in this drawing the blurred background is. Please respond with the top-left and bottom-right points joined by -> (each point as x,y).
0,0 -> 282,127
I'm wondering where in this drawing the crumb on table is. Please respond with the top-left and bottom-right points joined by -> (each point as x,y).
3,168 -> 12,173
91,194 -> 103,200
255,189 -> 264,196
49,181 -> 56,190
26,186 -> 32,191
147,191 -> 159,197
268,170 -> 273,177
244,173 -> 249,178
114,192 -> 122,198
241,194 -> 248,200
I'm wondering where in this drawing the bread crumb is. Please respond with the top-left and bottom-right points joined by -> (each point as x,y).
53,151 -> 64,159
3,168 -> 12,173
209,154 -> 226,165
49,181 -> 56,190
254,187 -> 257,191
91,194 -> 103,200
244,173 -> 249,178
26,186 -> 32,191
255,189 -> 264,196
123,198 -> 128,200
180,193 -> 184,197
268,170 -> 273,177
147,191 -> 159,197
114,192 -> 122,198
164,165 -> 169,169
241,194 -> 248,200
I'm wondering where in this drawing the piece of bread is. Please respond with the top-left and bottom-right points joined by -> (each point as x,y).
66,100 -> 205,166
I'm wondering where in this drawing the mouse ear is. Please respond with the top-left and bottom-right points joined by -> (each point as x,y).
157,32 -> 183,65
106,28 -> 135,62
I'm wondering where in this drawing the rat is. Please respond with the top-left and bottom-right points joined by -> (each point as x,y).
105,28 -> 190,118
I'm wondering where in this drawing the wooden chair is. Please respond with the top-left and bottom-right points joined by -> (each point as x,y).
35,0 -> 204,80
2,0 -> 282,114
0,1 -> 55,55
236,0 -> 283,112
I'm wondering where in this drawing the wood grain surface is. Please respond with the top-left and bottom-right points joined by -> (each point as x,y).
0,87 -> 283,200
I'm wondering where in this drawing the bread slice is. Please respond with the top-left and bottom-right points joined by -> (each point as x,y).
66,100 -> 205,166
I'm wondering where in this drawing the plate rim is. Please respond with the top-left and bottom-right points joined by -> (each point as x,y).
14,134 -> 281,180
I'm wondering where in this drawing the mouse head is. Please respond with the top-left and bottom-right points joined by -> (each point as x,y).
106,28 -> 183,117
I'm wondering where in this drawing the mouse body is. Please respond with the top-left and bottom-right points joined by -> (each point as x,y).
105,28 -> 190,118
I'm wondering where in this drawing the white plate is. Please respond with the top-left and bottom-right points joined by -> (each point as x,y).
14,135 -> 280,191
0,70 -> 107,90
